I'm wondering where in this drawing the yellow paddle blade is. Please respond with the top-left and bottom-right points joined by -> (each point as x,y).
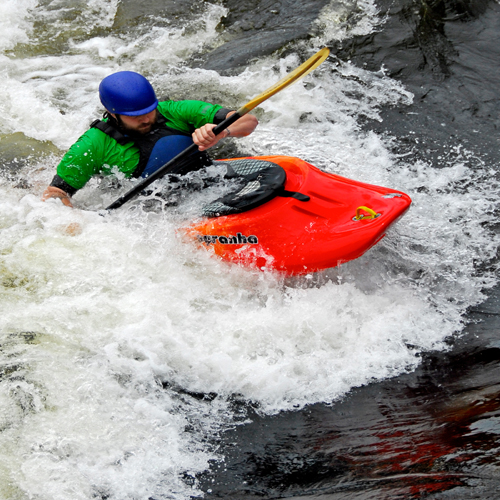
237,47 -> 330,114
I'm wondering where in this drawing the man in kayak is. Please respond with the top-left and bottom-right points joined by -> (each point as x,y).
42,71 -> 258,207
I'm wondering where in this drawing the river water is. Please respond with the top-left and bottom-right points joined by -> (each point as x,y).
0,0 -> 499,499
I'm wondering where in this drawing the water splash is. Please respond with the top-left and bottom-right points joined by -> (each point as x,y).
1,0 -> 499,498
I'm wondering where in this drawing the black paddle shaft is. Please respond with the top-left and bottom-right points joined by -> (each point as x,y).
105,111 -> 243,210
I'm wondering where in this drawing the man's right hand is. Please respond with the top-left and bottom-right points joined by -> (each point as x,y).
42,186 -> 73,207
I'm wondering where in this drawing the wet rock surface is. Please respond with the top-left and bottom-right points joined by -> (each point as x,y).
196,0 -> 332,73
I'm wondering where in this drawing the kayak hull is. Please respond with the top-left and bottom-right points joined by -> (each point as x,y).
183,156 -> 411,275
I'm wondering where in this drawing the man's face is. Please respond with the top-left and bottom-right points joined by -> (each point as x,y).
112,109 -> 157,134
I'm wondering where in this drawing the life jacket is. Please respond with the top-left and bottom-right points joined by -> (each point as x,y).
90,113 -> 211,178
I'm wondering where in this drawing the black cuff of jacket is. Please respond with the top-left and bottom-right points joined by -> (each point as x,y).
50,175 -> 78,197
213,108 -> 233,125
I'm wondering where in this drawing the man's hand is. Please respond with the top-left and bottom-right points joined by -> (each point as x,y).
42,186 -> 73,207
192,123 -> 222,151
192,112 -> 258,151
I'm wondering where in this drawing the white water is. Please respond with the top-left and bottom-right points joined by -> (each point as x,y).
1,1 -> 499,499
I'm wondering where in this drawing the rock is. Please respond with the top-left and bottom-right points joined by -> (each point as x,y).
194,0 -> 332,73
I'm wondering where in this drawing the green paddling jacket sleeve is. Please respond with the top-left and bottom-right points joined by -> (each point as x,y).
55,99 -> 226,192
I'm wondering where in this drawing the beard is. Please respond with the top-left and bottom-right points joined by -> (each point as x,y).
115,111 -> 157,136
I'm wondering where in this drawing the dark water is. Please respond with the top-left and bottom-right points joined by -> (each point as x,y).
194,0 -> 500,498
199,289 -> 500,499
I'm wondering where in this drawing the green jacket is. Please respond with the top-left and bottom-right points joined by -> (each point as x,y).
56,100 -> 225,190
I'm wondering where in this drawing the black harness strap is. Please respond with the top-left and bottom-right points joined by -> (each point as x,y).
90,119 -> 131,146
276,188 -> 310,202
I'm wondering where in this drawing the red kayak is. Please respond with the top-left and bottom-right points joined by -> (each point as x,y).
182,155 -> 411,275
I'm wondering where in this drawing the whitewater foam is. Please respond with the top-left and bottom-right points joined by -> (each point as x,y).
1,0 -> 499,498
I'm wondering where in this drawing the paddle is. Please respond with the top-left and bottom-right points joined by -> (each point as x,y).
106,47 -> 330,210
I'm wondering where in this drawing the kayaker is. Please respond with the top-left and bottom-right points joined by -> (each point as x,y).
42,71 -> 258,207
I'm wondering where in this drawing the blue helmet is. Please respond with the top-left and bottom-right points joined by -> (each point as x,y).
99,71 -> 158,116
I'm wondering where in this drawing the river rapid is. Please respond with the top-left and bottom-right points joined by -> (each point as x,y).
0,0 -> 499,499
